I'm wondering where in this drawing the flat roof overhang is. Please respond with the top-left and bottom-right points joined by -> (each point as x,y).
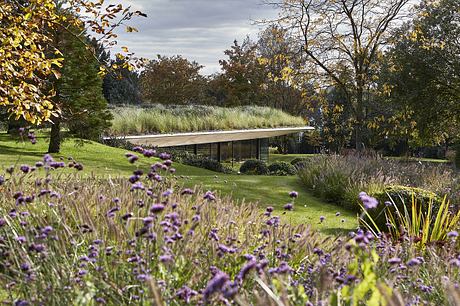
104,126 -> 314,147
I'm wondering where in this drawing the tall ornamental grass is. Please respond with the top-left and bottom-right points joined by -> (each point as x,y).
297,154 -> 459,212
1,147 -> 460,305
106,105 -> 307,136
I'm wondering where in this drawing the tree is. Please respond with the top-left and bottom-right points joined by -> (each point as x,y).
257,25 -> 309,114
47,26 -> 112,153
215,39 -> 267,106
140,55 -> 206,105
103,59 -> 142,105
380,0 -> 460,146
1,0 -> 146,124
267,0 -> 413,149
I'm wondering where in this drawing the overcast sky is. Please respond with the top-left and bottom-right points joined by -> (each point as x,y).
111,0 -> 278,75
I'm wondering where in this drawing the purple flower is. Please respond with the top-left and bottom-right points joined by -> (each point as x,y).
20,165 -> 30,174
204,191 -> 216,201
29,243 -> 45,252
133,146 -> 144,153
150,204 -> 165,214
269,261 -> 292,274
129,175 -> 140,184
335,212 -> 341,216
289,191 -> 298,198
359,192 -> 378,209
176,286 -> 198,303
203,271 -> 229,301
236,261 -> 257,282
162,189 -> 173,197
181,188 -> 194,195
130,182 -> 145,191
16,236 -> 26,243
407,258 -> 422,267
283,203 -> 293,210
447,231 -> 459,238
20,263 -> 30,271
319,216 -> 325,223
388,257 -> 401,265
143,149 -> 156,158
126,154 -> 138,163
0,175 -> 4,185
158,152 -> 171,160
159,255 -> 174,264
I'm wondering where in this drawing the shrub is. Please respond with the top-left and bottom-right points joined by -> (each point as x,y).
268,161 -> 296,176
180,153 -> 233,173
455,146 -> 460,169
290,157 -> 310,166
362,185 -> 442,231
298,154 -> 456,211
239,159 -> 269,175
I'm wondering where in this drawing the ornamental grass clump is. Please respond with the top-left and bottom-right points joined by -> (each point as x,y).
298,154 -> 458,211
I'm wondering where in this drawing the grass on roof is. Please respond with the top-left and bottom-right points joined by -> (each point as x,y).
107,105 -> 307,136
0,132 -> 357,233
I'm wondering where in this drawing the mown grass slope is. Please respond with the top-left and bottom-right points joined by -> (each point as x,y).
0,132 -> 357,231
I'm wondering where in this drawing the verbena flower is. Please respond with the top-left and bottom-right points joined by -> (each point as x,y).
203,271 -> 229,301
204,191 -> 216,201
289,191 -> 298,198
150,204 -> 165,213
359,192 -> 378,209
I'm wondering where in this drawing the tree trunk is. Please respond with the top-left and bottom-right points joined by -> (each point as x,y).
354,85 -> 365,151
48,118 -> 61,153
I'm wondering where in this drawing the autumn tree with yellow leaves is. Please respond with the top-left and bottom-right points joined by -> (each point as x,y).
1,0 -> 145,152
1,0 -> 145,124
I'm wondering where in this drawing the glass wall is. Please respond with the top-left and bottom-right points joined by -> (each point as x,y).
161,138 -> 269,162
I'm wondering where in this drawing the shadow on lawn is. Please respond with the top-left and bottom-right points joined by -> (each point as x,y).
0,145 -> 47,158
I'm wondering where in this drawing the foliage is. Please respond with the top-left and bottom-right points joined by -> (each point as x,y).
1,144 -> 460,304
0,0 -> 145,124
268,161 -> 296,176
107,105 -> 306,136
269,0 -> 414,149
290,157 -> 310,166
330,246 -> 391,306
456,146 -> 460,169
0,0 -> 62,124
49,25 -> 112,152
212,39 -> 266,106
384,196 -> 460,245
176,153 -> 233,174
239,160 -> 269,175
0,132 -> 358,229
103,61 -> 142,105
363,185 -> 442,232
140,55 -> 207,105
360,193 -> 460,248
298,154 -> 457,211
380,0 -> 460,144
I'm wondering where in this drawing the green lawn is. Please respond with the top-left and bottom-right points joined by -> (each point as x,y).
385,156 -> 449,163
0,132 -> 357,232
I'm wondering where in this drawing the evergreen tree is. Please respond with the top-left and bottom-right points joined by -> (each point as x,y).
48,27 -> 112,153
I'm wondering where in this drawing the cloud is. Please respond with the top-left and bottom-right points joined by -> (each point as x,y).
108,0 -> 278,74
